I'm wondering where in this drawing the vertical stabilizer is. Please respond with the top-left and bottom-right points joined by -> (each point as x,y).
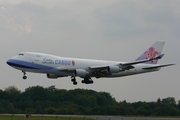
135,41 -> 165,64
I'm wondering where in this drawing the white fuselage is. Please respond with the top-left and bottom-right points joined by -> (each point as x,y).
7,52 -> 160,78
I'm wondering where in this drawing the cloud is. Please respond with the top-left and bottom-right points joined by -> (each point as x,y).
93,0 -> 180,39
0,0 -> 22,4
5,17 -> 31,33
0,1 -> 30,33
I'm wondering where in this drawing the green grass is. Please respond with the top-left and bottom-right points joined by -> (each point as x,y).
0,115 -> 94,120
122,116 -> 180,118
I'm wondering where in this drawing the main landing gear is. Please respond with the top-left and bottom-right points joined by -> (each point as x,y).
71,76 -> 77,85
82,77 -> 94,84
22,71 -> 27,79
71,76 -> 94,85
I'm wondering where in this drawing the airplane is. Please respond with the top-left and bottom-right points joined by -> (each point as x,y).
7,41 -> 174,85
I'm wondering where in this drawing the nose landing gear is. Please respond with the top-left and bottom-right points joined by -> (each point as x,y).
22,71 -> 27,79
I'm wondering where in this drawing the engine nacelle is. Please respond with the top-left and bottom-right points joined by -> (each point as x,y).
47,74 -> 65,79
75,69 -> 88,78
107,66 -> 120,73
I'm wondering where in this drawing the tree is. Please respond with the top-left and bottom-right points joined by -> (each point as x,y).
35,105 -> 44,114
136,106 -> 147,115
162,97 -> 176,105
4,86 -> 21,101
23,86 -> 49,101
45,107 -> 58,114
157,98 -> 161,105
4,86 -> 21,94
1,85 -> 180,116
6,103 -> 16,113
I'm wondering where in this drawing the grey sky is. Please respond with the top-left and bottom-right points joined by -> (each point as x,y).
0,0 -> 179,102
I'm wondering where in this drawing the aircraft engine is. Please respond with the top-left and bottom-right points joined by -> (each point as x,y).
46,74 -> 65,79
75,69 -> 88,78
108,66 -> 120,73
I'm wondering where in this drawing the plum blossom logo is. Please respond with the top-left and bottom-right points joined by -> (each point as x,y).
72,60 -> 75,66
144,47 -> 159,63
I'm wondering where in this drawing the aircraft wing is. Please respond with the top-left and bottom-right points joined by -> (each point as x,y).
89,54 -> 164,72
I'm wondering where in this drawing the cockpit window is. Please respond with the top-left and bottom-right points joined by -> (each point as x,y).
18,53 -> 24,56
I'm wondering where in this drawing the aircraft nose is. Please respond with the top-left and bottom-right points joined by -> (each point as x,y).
6,59 -> 15,66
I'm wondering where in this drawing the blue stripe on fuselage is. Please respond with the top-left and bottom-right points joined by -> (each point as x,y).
7,59 -> 53,70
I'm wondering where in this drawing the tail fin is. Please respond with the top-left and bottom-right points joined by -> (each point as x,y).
135,41 -> 165,64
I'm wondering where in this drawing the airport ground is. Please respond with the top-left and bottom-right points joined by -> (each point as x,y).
1,114 -> 180,120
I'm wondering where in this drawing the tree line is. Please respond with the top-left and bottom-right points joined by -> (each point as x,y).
0,85 -> 180,116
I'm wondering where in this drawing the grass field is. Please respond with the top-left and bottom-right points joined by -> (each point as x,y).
0,115 -> 94,120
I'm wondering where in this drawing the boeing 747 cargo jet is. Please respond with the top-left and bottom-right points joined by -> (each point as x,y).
7,41 -> 174,85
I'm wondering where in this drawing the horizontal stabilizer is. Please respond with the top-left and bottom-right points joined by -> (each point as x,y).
142,64 -> 175,70
156,54 -> 164,59
122,54 -> 165,66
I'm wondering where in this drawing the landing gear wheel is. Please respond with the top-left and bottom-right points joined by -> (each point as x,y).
90,80 -> 94,84
71,79 -> 75,82
23,76 -> 27,79
73,81 -> 77,85
82,78 -> 94,84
